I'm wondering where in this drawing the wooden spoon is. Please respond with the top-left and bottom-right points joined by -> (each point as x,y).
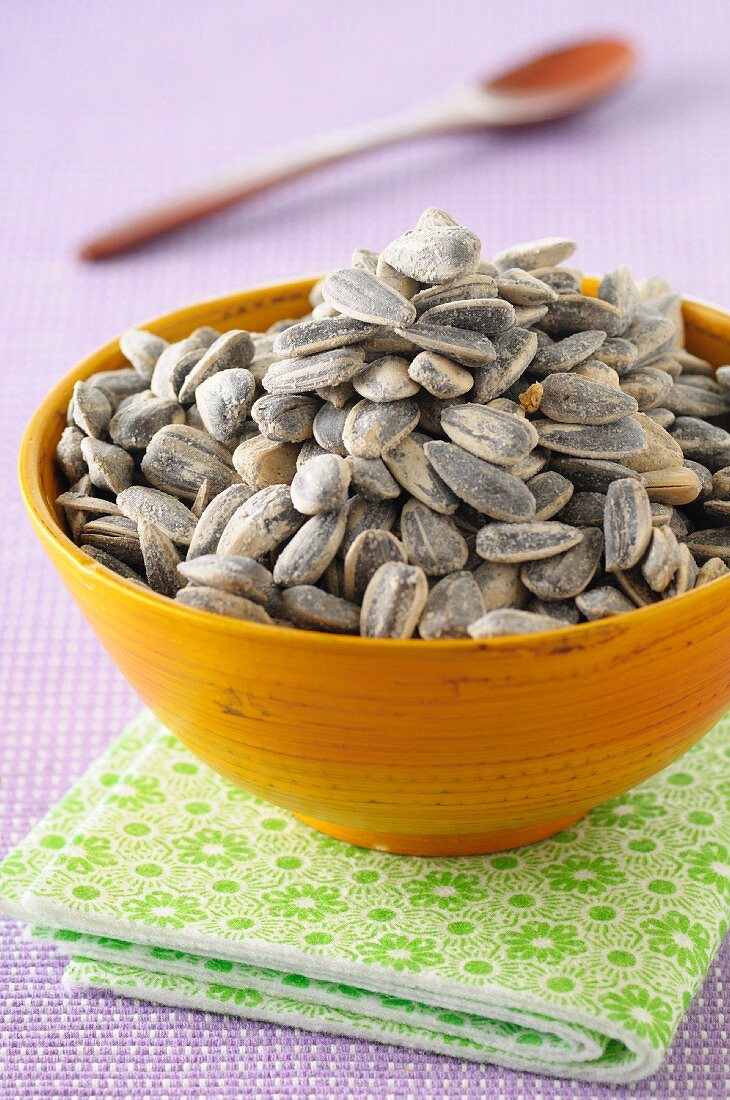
80,38 -> 636,261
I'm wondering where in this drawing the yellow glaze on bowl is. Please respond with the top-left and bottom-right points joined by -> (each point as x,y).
19,277 -> 730,854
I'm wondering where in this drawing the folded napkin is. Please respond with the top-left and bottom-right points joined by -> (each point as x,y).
1,712 -> 728,1084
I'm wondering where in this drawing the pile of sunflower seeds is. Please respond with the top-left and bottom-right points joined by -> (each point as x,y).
56,208 -> 730,638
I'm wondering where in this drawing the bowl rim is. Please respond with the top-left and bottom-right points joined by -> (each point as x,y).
18,277 -> 730,652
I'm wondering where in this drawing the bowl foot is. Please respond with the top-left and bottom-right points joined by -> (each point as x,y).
294,813 -> 584,856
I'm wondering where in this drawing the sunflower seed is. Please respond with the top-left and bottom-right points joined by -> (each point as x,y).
550,456 -> 641,493
394,322 -> 496,368
641,526 -> 681,592
716,366 -> 730,391
528,471 -> 574,520
685,460 -> 714,501
675,375 -> 724,394
83,514 -> 138,537
192,368 -> 256,446
539,373 -> 637,425
81,530 -> 144,571
290,454 -> 350,515
175,586 -> 273,622
670,417 -> 730,468
424,440 -> 536,521
571,360 -> 621,389
664,383 -> 730,418
148,339 -> 197,399
143,424 -> 239,500
624,314 -> 675,364
272,315 -> 379,358
56,426 -> 88,482
115,393 -> 187,452
535,417 -> 646,460
488,397 -> 526,417
539,295 -> 623,338
81,545 -> 145,583
526,598 -> 581,625
316,380 -> 355,408
250,394 -> 319,443
374,255 -> 420,299
343,528 -> 407,602
467,608 -> 560,637
641,466 -> 702,505
72,381 -> 112,439
703,499 -> 730,521
415,206 -> 460,229
117,486 -> 198,546
685,528 -> 730,563
503,446 -> 549,482
263,347 -> 366,395
576,586 -> 635,620
530,330 -> 607,376
418,571 -> 484,639
411,273 -> 498,314
407,351 -> 473,399
614,565 -> 659,607
353,355 -> 420,402
343,398 -> 419,459
231,436 -> 299,489
439,404 -> 537,467
311,400 -> 352,455
531,267 -> 582,294
492,237 -> 577,273
416,391 -> 467,434
56,492 -> 120,519
137,518 -> 183,597
695,557 -> 729,586
120,329 -> 168,381
476,521 -> 581,563
80,437 -> 134,495
591,337 -> 639,374
90,367 -> 149,409
663,543 -> 699,599
320,267 -> 416,327
346,248 -> 378,276
712,467 -> 730,499
471,560 -> 527,610
598,266 -> 639,329
604,479 -> 653,571
216,485 -> 304,559
618,367 -> 673,412
623,413 -> 684,473
186,484 -> 256,559
273,507 -> 348,586
177,554 -> 278,606
521,528 -> 603,600
420,298 -> 516,334
470,328 -> 537,403
382,432 -> 458,514
346,455 -> 401,501
360,561 -> 429,639
646,407 -> 675,429
177,330 -> 255,405
399,498 -> 468,575
558,491 -> 606,527
495,268 -> 557,306
339,496 -> 397,558
280,586 -> 360,634
382,226 -> 481,283
513,305 -> 549,327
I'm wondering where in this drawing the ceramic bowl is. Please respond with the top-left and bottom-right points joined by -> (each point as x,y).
19,276 -> 730,855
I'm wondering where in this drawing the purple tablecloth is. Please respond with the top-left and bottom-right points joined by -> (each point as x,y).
2,2 -> 729,1095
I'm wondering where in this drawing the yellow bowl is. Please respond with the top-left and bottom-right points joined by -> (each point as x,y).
19,276 -> 730,855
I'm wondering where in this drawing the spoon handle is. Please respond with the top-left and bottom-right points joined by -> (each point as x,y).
79,99 -> 468,261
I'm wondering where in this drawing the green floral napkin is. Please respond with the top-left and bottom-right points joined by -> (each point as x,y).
1,711 -> 728,1084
